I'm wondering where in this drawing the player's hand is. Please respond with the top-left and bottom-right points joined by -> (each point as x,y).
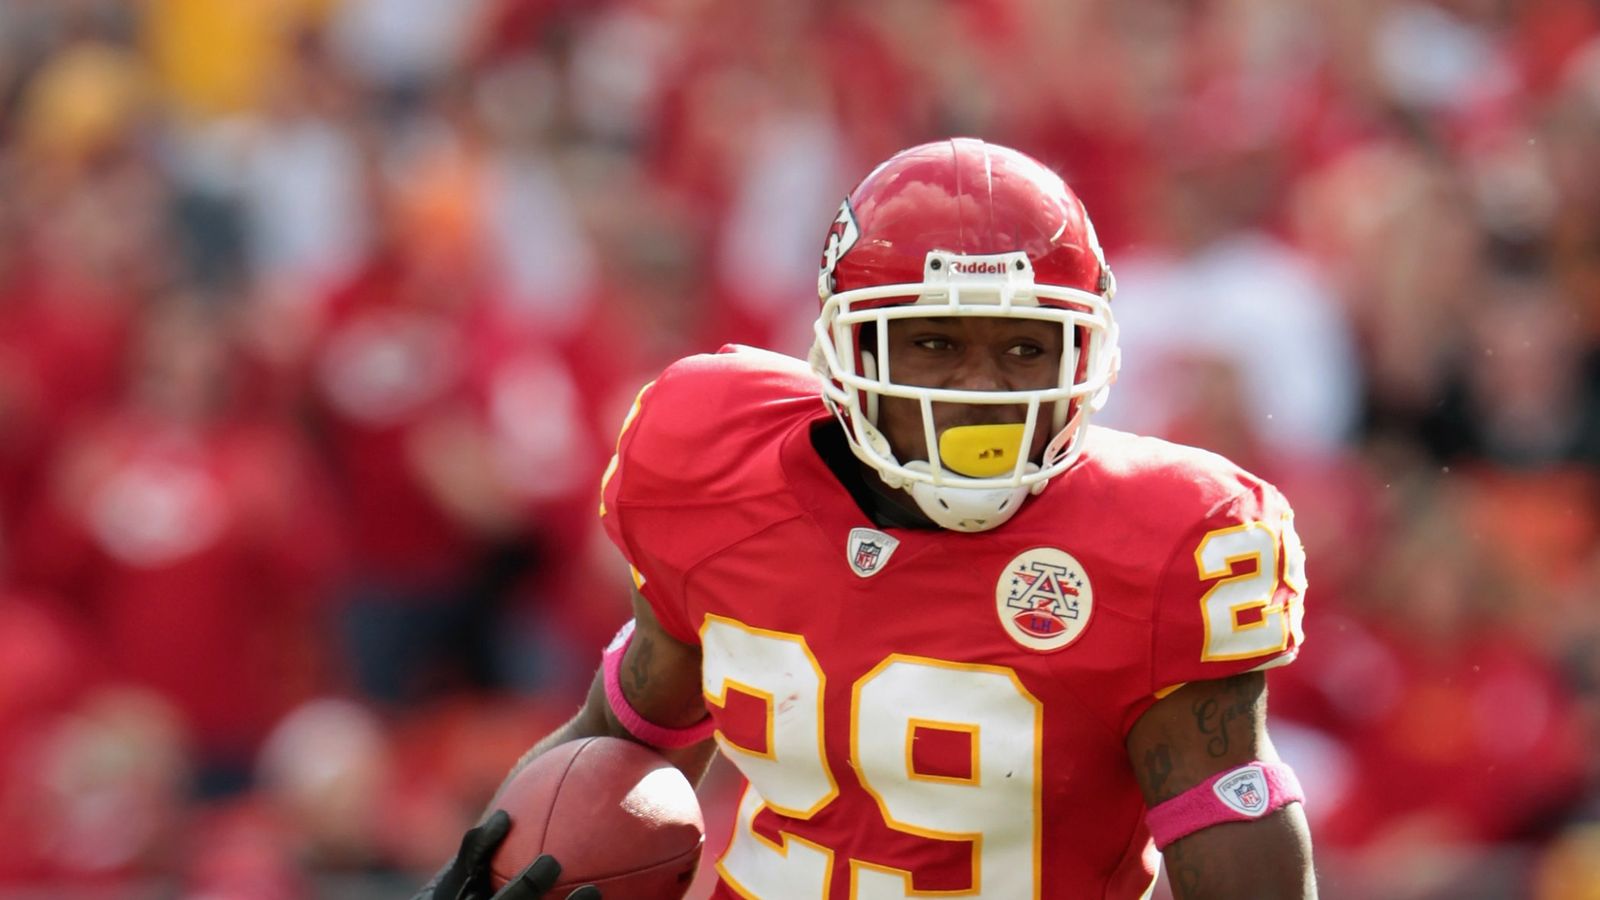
492,854 -> 601,900
417,810 -> 601,900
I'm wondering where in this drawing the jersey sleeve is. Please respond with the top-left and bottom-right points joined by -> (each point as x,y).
600,345 -> 849,647
1148,478 -> 1307,695
598,377 -> 700,646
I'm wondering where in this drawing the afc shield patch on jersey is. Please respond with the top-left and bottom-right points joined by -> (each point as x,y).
995,547 -> 1094,652
1214,766 -> 1271,817
847,527 -> 899,577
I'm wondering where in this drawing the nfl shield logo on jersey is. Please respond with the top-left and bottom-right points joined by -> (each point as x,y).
995,548 -> 1095,652
846,527 -> 899,578
1214,766 -> 1271,817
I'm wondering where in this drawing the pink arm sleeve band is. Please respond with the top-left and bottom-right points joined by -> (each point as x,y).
1145,761 -> 1304,850
602,620 -> 716,750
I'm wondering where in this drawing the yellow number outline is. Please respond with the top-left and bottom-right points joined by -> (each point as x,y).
1194,521 -> 1289,662
707,636 -> 1045,899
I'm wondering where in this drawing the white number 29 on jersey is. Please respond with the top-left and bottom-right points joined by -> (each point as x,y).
700,615 -> 1043,899
1195,513 -> 1307,662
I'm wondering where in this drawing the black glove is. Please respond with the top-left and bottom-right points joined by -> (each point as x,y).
415,810 -> 601,900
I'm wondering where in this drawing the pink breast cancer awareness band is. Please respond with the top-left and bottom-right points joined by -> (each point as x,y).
1145,760 -> 1304,850
602,620 -> 717,749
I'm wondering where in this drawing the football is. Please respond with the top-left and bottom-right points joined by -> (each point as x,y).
488,736 -> 704,897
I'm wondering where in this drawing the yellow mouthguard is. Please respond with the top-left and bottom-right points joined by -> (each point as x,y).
938,423 -> 1027,478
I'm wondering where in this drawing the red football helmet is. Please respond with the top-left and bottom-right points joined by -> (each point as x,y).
809,138 -> 1119,531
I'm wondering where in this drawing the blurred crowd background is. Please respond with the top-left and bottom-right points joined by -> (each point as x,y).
0,0 -> 1596,897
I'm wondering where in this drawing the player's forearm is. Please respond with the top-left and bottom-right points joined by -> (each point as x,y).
1162,806 -> 1317,900
596,665 -> 719,784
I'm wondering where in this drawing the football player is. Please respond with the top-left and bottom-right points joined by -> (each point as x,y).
421,138 -> 1316,899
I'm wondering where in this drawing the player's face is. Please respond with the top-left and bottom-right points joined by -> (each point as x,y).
876,316 -> 1064,465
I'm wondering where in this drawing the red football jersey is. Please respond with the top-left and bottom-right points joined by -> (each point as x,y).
601,346 -> 1307,900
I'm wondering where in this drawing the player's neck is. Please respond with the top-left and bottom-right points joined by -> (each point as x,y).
809,420 -> 939,530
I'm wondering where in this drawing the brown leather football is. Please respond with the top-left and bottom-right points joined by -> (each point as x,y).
489,737 -> 704,898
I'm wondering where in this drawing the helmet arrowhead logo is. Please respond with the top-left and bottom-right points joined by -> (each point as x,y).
818,200 -> 860,297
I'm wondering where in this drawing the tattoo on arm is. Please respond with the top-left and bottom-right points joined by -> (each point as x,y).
1192,696 -> 1228,757
1144,744 -> 1177,803
1191,675 -> 1259,758
1133,675 -> 1305,898
1162,837 -> 1203,896
628,632 -> 655,695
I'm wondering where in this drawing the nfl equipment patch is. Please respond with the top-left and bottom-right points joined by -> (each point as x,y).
996,547 -> 1094,652
846,527 -> 899,577
1214,766 -> 1270,817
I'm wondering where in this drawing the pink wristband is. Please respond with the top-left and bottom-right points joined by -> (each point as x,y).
1145,761 -> 1304,850
602,620 -> 716,749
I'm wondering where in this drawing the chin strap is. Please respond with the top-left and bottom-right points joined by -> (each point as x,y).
900,461 -> 1035,532
844,402 -> 1049,532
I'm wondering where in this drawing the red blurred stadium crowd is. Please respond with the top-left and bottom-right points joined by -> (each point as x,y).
0,1 -> 1596,897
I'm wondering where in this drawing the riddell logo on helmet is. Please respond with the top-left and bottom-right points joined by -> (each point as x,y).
951,260 -> 1007,275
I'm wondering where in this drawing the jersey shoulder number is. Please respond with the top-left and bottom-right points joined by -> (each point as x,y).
1151,479 -> 1308,693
